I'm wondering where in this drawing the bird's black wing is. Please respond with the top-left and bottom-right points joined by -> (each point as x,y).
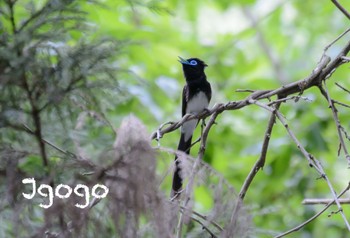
182,84 -> 189,117
206,81 -> 212,103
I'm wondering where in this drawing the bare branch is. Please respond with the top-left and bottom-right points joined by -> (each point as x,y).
324,27 -> 350,51
333,100 -> 350,109
250,98 -> 350,230
275,183 -> 350,238
151,50 -> 337,141
319,84 -> 350,163
331,0 -> 350,20
239,101 -> 281,199
302,198 -> 350,205
189,216 -> 217,238
335,82 -> 350,94
267,95 -> 312,106
151,28 -> 350,237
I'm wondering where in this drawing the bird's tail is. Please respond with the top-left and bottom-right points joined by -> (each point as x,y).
171,133 -> 192,199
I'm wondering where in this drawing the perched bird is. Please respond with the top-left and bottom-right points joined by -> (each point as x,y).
171,56 -> 212,199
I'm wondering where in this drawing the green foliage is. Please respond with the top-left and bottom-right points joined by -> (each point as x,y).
1,0 -> 350,237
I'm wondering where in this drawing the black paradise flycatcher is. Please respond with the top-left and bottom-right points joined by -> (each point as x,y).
171,57 -> 212,199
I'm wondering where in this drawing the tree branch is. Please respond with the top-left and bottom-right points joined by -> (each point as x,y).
239,101 -> 281,200
151,49 -> 340,141
275,182 -> 350,238
152,28 -> 350,237
331,0 -> 350,20
302,198 -> 350,205
319,84 -> 350,163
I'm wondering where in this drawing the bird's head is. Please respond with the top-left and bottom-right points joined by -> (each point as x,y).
178,56 -> 207,81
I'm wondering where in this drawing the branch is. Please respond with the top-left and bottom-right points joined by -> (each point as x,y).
302,198 -> 350,205
20,72 -> 50,173
324,28 -> 350,52
319,84 -> 350,163
6,0 -> 17,34
331,0 -> 350,20
333,100 -> 350,109
239,101 -> 281,199
21,124 -> 96,169
319,39 -> 350,81
275,110 -> 350,230
275,182 -> 350,238
248,98 -> 350,230
177,202 -> 223,237
153,36 -> 350,237
335,82 -> 350,94
18,1 -> 52,32
151,50 -> 337,141
190,216 -> 217,238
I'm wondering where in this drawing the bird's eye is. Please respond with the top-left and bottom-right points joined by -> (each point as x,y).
190,60 -> 197,65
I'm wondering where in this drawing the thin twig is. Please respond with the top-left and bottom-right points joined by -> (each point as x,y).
340,126 -> 350,141
275,110 -> 319,169
21,124 -> 96,169
331,0 -> 350,20
319,40 -> 350,81
251,99 -> 350,230
239,101 -> 281,199
22,124 -> 71,155
275,182 -> 350,238
18,1 -> 51,32
324,28 -> 350,52
302,198 -> 350,205
319,84 -> 350,163
317,160 -> 350,229
173,201 -> 224,236
190,216 -> 217,238
6,0 -> 17,34
333,100 -> 350,109
267,95 -> 312,106
188,208 -> 224,232
235,89 -> 255,93
335,82 -> 350,94
275,108 -> 350,231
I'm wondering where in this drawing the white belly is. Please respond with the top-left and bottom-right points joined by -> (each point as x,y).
186,91 -> 209,114
181,92 -> 209,142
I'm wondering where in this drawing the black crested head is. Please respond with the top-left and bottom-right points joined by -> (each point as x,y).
178,56 -> 207,81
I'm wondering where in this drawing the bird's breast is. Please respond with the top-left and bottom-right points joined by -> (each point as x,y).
186,91 -> 209,114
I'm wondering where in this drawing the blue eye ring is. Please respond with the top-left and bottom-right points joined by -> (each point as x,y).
189,60 -> 197,65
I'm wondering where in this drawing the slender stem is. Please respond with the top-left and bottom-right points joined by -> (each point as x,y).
319,84 -> 350,163
6,0 -> 17,34
275,183 -> 350,238
331,0 -> 350,20
302,198 -> 350,204
239,102 -> 281,199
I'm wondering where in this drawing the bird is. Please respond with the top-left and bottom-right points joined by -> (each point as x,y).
171,56 -> 212,199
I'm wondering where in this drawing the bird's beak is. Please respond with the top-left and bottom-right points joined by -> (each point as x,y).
178,56 -> 190,65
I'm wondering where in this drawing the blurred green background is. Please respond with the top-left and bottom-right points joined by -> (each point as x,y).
1,0 -> 350,237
